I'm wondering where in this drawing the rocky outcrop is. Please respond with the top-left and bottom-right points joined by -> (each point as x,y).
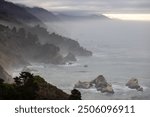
0,65 -> 13,83
91,75 -> 114,94
126,78 -> 143,91
69,89 -> 82,100
74,81 -> 92,89
91,75 -> 107,89
100,84 -> 114,94
64,52 -> 77,62
30,26 -> 92,57
74,75 -> 114,94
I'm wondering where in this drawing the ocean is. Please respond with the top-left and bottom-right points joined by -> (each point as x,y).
13,19 -> 150,99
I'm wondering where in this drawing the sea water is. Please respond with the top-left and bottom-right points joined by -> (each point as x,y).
14,20 -> 150,99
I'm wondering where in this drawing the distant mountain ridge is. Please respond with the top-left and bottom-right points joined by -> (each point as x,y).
57,13 -> 109,21
24,7 -> 60,22
0,0 -> 42,25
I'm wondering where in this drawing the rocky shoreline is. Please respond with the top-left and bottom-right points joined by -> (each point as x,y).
0,65 -> 145,100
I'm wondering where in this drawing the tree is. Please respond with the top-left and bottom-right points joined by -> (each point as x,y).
14,76 -> 22,86
14,72 -> 34,86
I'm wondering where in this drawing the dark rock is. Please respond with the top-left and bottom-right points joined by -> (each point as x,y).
126,78 -> 143,91
91,75 -> 108,89
84,65 -> 88,68
68,62 -> 73,65
69,89 -> 81,100
137,87 -> 143,92
91,75 -> 114,93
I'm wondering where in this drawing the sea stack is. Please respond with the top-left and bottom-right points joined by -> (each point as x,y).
126,78 -> 143,91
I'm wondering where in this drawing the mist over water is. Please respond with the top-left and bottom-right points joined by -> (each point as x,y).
16,19 -> 150,99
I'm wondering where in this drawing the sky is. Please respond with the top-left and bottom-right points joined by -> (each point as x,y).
7,0 -> 150,14
7,0 -> 150,20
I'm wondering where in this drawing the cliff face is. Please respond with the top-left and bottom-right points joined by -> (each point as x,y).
0,24 -> 64,67
0,65 -> 13,83
31,25 -> 92,56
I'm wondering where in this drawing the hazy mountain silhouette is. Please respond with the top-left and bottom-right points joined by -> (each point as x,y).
0,0 -> 42,24
0,0 -> 92,83
57,13 -> 109,21
24,7 -> 60,22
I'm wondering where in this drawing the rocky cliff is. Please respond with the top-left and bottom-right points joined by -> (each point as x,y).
0,65 -> 13,83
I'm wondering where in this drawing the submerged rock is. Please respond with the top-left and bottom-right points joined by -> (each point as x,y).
126,78 -> 143,91
84,65 -> 88,68
74,81 -> 92,89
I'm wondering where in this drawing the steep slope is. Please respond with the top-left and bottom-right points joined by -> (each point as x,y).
0,0 -> 42,25
30,25 -> 92,56
0,24 -> 29,69
0,72 -> 70,100
0,24 -> 64,67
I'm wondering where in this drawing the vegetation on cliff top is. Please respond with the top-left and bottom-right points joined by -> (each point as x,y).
0,72 -> 81,100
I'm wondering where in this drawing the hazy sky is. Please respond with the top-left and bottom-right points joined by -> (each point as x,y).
7,0 -> 150,14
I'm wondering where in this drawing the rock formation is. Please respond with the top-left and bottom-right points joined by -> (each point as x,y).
74,81 -> 92,89
91,75 -> 114,94
126,78 -> 143,91
63,52 -> 77,62
69,89 -> 82,100
74,75 -> 114,94
100,84 -> 114,94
